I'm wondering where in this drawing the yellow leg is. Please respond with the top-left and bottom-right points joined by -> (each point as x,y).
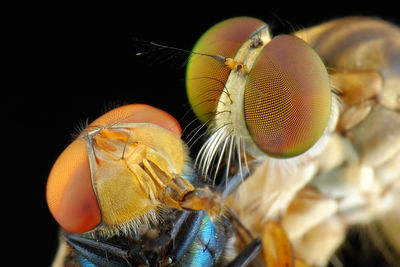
262,221 -> 310,267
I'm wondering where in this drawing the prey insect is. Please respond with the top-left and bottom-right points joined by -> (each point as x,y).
47,104 -> 264,266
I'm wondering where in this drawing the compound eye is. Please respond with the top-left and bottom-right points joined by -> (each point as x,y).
46,138 -> 100,233
244,35 -> 331,158
89,104 -> 182,137
186,17 -> 265,123
46,104 -> 182,233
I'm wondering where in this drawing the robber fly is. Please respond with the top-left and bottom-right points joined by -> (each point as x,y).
184,16 -> 400,266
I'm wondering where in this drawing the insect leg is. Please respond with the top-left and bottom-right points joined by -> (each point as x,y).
170,210 -> 205,260
65,233 -> 135,267
226,238 -> 262,267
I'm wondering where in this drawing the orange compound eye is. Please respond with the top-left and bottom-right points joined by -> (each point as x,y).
244,35 -> 331,158
89,104 -> 182,137
46,138 -> 101,233
186,17 -> 265,123
46,104 -> 182,233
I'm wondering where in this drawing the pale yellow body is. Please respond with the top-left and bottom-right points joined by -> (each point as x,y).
222,17 -> 400,266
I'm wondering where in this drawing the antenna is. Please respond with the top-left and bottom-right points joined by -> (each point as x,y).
136,41 -> 248,74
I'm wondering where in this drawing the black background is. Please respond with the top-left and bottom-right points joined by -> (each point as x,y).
11,1 -> 398,266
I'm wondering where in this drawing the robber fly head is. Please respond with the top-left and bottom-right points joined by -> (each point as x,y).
182,17 -> 340,180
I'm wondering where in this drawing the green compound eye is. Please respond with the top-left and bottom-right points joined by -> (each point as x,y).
244,35 -> 331,158
186,17 -> 265,123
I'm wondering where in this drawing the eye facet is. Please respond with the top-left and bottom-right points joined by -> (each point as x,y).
46,104 -> 182,233
244,35 -> 331,158
90,104 -> 182,137
186,17 -> 265,123
46,138 -> 101,233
